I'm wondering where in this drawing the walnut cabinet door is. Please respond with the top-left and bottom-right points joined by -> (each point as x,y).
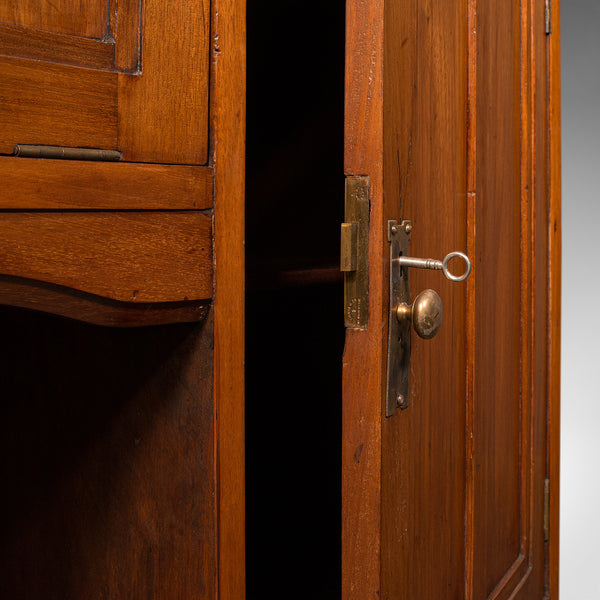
342,1 -> 561,599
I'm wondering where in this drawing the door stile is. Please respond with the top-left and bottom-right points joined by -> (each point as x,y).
342,0 -> 385,598
465,0 -> 478,593
520,0 -> 535,588
211,0 -> 246,598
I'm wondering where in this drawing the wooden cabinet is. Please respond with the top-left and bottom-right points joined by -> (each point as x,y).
0,0 -> 243,598
0,0 -> 560,599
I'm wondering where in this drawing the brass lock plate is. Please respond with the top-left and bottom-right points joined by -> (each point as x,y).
386,220 -> 412,416
341,176 -> 370,328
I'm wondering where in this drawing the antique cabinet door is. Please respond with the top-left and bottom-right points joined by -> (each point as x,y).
342,0 -> 560,598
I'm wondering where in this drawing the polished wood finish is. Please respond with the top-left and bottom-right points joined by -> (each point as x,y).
343,0 -> 558,598
0,158 -> 213,210
0,57 -> 118,154
113,0 -> 143,72
0,0 -> 213,319
0,309 -> 216,599
381,2 -> 468,599
118,0 -> 211,164
0,212 -> 212,303
465,0 -> 548,595
473,0 -> 520,594
0,276 -> 209,327
0,0 -> 245,596
0,0 -> 141,72
211,0 -> 246,597
343,1 -> 384,597
0,0 -> 209,164
0,0 -> 108,38
0,23 -> 115,71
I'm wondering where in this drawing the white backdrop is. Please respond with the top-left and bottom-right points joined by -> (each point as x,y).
561,2 -> 600,598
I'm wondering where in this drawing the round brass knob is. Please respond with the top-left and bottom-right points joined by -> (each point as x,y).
396,289 -> 443,339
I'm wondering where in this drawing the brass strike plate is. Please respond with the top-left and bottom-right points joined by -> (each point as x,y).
341,176 -> 369,328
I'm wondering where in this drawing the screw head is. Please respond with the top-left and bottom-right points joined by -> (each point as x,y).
391,225 -> 398,234
404,222 -> 412,233
396,394 -> 404,407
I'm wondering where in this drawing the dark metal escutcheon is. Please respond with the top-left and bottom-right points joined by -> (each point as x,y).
386,220 -> 412,415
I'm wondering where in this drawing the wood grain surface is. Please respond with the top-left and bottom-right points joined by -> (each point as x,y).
471,1 -> 525,596
343,0 -> 556,598
0,23 -> 115,70
118,0 -> 211,163
0,0 -> 208,164
0,157 -> 213,210
211,0 -> 246,597
0,57 -> 117,155
0,212 -> 213,303
0,307 -> 216,599
0,275 -> 209,327
113,0 -> 143,72
0,0 -> 108,38
381,2 -> 468,599
343,0 -> 384,598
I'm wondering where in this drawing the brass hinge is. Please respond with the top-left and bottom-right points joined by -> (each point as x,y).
545,0 -> 552,34
13,144 -> 122,161
341,176 -> 369,328
543,477 -> 550,541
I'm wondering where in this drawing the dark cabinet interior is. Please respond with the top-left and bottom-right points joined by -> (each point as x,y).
0,309 -> 216,598
246,1 -> 345,597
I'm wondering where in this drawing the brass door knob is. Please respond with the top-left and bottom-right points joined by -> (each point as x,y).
396,288 -> 443,339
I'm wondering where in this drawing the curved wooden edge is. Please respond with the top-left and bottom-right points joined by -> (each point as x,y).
0,275 -> 210,327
